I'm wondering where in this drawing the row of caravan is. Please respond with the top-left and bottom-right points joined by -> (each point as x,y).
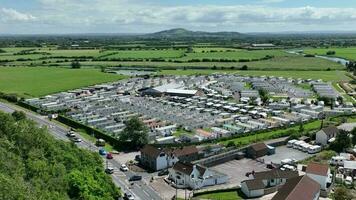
287,139 -> 321,154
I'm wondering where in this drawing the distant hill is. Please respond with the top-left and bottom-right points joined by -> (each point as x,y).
144,28 -> 245,38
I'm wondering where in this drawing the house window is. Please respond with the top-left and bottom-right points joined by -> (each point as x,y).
191,174 -> 194,178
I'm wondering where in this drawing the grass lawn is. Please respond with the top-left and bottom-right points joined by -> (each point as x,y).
220,120 -> 321,146
158,70 -> 350,82
0,67 -> 126,97
304,47 -> 356,61
76,129 -> 114,152
193,191 -> 243,200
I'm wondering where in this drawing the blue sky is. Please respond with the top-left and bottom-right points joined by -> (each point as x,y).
1,0 -> 356,34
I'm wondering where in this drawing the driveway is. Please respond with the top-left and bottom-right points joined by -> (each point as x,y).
211,158 -> 267,186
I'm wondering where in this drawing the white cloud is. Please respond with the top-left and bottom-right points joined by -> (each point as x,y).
3,1 -> 356,33
0,8 -> 36,22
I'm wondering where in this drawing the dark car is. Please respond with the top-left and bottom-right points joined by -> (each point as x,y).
129,175 -> 142,181
105,167 -> 114,174
106,153 -> 113,159
157,170 -> 169,176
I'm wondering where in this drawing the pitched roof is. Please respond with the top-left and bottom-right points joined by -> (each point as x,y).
172,161 -> 206,176
254,169 -> 299,180
320,126 -> 339,136
173,146 -> 198,157
250,143 -> 268,152
306,163 -> 329,176
140,145 -> 163,158
242,179 -> 265,190
272,176 -> 320,200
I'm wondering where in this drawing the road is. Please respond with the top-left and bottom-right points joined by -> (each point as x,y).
0,102 -> 162,200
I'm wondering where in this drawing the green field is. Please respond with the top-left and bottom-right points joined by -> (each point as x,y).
304,47 -> 356,61
159,70 -> 350,82
179,49 -> 288,61
0,67 -> 126,97
103,49 -> 185,59
1,47 -> 345,71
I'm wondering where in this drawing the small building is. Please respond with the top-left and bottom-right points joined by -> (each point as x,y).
271,175 -> 320,200
306,163 -> 331,191
316,126 -> 339,146
246,143 -> 272,159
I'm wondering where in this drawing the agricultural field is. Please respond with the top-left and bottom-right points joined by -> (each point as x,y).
0,67 -> 126,97
178,49 -> 288,61
101,49 -> 185,59
304,47 -> 356,61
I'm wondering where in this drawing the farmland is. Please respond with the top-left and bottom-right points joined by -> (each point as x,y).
304,47 -> 356,61
0,67 -> 126,97
0,47 -> 344,70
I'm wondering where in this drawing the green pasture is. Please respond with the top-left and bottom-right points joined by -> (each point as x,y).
0,67 -> 126,97
304,47 -> 356,61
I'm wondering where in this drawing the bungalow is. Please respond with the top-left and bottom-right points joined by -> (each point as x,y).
241,169 -> 299,198
272,175 -> 320,200
316,126 -> 339,146
306,163 -> 331,191
169,161 -> 228,190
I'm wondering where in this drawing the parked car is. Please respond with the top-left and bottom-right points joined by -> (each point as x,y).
105,167 -> 114,174
73,137 -> 82,143
129,175 -> 142,181
124,192 -> 135,200
106,153 -> 113,159
66,131 -> 76,137
134,155 -> 140,161
120,164 -> 129,172
95,138 -> 106,147
158,170 -> 169,176
99,148 -> 107,155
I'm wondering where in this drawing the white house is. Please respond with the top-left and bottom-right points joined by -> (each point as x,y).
241,169 -> 299,198
169,161 -> 228,190
140,145 -> 178,171
316,126 -> 339,146
306,163 -> 331,190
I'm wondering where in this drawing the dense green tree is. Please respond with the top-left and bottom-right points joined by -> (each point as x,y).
0,111 -> 120,200
330,130 -> 351,153
71,61 -> 81,69
334,187 -> 353,200
11,110 -> 26,121
351,127 -> 356,146
119,117 -> 148,149
258,89 -> 269,104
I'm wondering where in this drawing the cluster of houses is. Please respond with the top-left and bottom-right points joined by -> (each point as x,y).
24,74 -> 354,145
241,162 -> 332,199
140,144 -> 228,189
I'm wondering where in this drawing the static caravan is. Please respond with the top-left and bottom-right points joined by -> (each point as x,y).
287,139 -> 298,148
293,141 -> 305,150
308,145 -> 322,154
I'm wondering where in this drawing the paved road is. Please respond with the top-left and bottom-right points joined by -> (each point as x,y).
0,102 -> 162,200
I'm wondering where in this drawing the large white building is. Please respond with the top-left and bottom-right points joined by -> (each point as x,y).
315,126 -> 339,146
306,163 -> 331,191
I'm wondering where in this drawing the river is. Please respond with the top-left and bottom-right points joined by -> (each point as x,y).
286,50 -> 350,66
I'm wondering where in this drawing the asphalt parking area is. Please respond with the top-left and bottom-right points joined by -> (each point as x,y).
261,146 -> 313,164
211,158 -> 267,186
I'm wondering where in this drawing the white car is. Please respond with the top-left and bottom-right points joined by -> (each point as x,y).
345,176 -> 353,185
124,192 -> 135,200
120,164 -> 129,172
